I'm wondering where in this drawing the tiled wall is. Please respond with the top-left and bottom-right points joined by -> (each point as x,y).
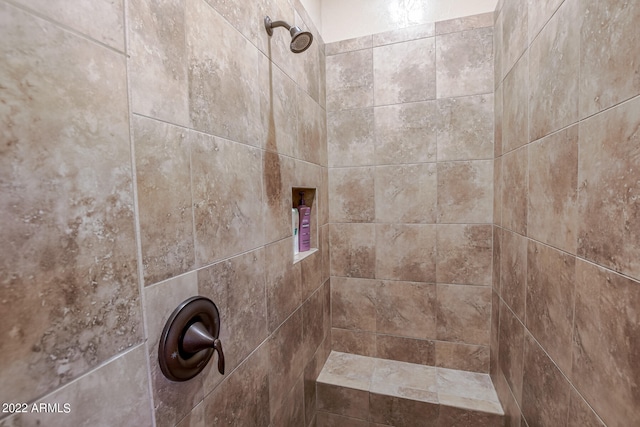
492,0 -> 640,426
325,13 -> 495,373
0,0 -> 329,426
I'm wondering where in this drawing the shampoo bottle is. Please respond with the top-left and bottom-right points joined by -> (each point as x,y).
297,192 -> 311,252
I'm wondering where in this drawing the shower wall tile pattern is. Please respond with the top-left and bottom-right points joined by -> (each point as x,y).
0,0 -> 328,425
493,0 -> 640,425
326,13 -> 495,373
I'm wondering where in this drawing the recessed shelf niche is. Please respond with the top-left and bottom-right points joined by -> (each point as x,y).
292,187 -> 318,264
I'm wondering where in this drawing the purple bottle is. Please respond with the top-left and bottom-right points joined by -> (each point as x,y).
297,192 -> 311,252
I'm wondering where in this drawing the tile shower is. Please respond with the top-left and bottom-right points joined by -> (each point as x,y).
0,1 -> 638,427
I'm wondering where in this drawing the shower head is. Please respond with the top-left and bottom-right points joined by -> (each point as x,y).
264,16 -> 313,53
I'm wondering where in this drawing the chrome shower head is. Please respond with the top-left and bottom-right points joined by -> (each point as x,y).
264,16 -> 313,53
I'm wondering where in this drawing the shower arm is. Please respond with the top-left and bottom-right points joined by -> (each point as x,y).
265,17 -> 292,36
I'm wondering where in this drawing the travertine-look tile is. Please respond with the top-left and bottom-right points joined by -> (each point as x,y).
437,94 -> 494,161
176,401 -> 205,427
370,392 -> 439,427
436,225 -> 493,286
527,0 -> 565,42
526,241 -> 575,373
203,343 -> 270,426
371,359 -> 437,402
376,281 -> 437,339
372,23 -> 435,46
377,335 -> 436,366
375,164 -> 437,223
0,3 -> 140,404
572,260 -> 640,427
265,238 -> 302,332
191,132 -> 264,265
133,116 -> 194,286
374,102 -> 437,164
331,328 -> 377,357
373,37 -> 436,105
271,377 -> 305,427
376,224 -> 437,282
493,11 -> 504,87
437,367 -> 502,411
436,27 -> 494,99
186,0 -> 263,146
501,0 -> 528,77
498,300 -> 525,405
567,388 -> 605,427
266,65 -> 299,158
268,309 -> 305,416
304,334 -> 332,425
577,97 -> 640,280
317,351 -> 376,391
435,12 -> 494,35
500,230 -> 527,320
331,277 -> 377,332
436,342 -> 490,373
521,333 -> 571,427
579,0 -> 640,118
11,0 -> 125,50
329,167 -> 375,223
436,285 -> 491,346
327,108 -> 375,167
143,272 -> 201,427
128,0 -> 189,126
437,406 -> 505,427
437,161 -> 493,224
528,125 -> 578,254
197,250 -> 267,391
501,146 -> 528,235
492,227 -> 502,292
495,83 -> 503,157
528,0 -> 579,142
494,371 -> 522,427
502,54 -> 528,153
316,412 -> 370,427
298,87 -> 326,166
204,0 -> 271,55
2,346 -> 153,427
325,35 -> 373,56
263,153 -> 295,243
326,49 -> 373,111
330,224 -> 376,278
494,157 -> 502,226
317,383 -> 370,420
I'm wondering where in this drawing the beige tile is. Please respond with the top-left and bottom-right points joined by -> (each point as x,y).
298,88 -> 326,166
502,0 -> 528,77
374,102 -> 437,165
204,0 -> 271,55
521,333 -> 571,427
375,281 -> 437,340
327,108 -> 375,167
270,377 -> 305,427
176,401 -> 205,427
579,0 -> 640,118
373,359 -> 436,391
128,0 -> 189,126
567,388 -> 605,427
197,250 -> 267,392
317,351 -> 376,391
329,167 -> 375,223
133,116 -> 194,286
376,335 -> 436,366
186,0 -> 263,146
326,49 -> 373,111
494,371 -> 522,427
490,290 -> 500,378
500,230 -> 527,320
498,300 -> 525,405
3,346 -> 153,427
203,343 -> 270,426
527,125 -> 578,254
437,367 -> 501,405
525,241 -> 575,373
436,27 -> 494,99
435,13 -> 494,35
437,94 -> 494,161
376,224 -> 437,282
527,0 -> 565,42
373,37 -> 436,105
326,35 -> 373,56
263,153 -> 296,243
577,97 -> 640,280
528,0 -> 579,142
304,338 -> 332,425
437,161 -> 493,224
436,225 -> 493,286
375,164 -> 437,223
495,84 -> 503,157
572,260 -> 640,427
436,285 -> 491,346
501,146 -> 528,235
266,65 -> 299,158
502,53 -> 528,153
11,0 -> 124,50
317,383 -> 370,420
191,133 -> 264,265
493,10 -> 504,87
265,238 -> 302,332
301,247 -> 324,300
436,341 -> 490,374
329,224 -> 376,279
437,405 -> 505,427
316,412 -> 370,427
492,227 -> 502,292
331,328 -> 376,357
0,3 -> 140,403
331,277 -> 377,332
494,157 -> 502,226
373,23 -> 435,46
370,392 -> 439,427
268,309 -> 305,416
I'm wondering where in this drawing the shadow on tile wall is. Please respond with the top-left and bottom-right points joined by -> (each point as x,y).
493,0 -> 640,426
0,0 -> 329,426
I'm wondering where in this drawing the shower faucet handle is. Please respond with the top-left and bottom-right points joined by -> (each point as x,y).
214,338 -> 225,375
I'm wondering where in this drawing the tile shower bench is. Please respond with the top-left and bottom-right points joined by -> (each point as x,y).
316,351 -> 505,427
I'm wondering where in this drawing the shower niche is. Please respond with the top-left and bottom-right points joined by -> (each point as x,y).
292,187 -> 318,263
